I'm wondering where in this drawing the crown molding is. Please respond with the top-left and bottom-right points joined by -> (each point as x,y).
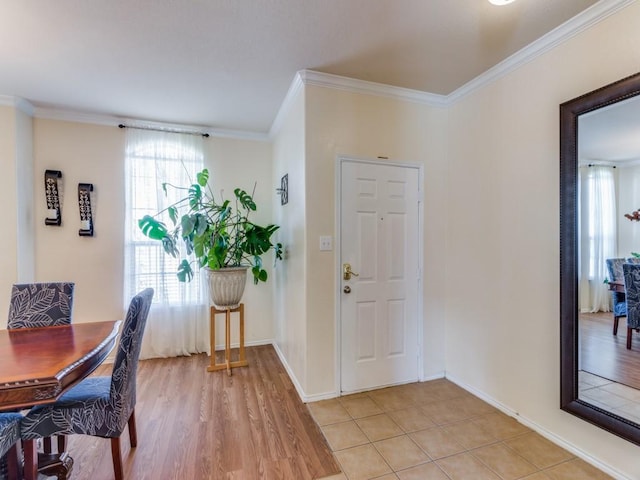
300,69 -> 449,108
448,0 -> 636,104
269,71 -> 305,139
0,95 -> 35,116
33,106 -> 269,141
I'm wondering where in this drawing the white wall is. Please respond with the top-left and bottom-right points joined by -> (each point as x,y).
15,108 -> 35,283
33,119 -> 126,322
0,106 -> 22,319
618,164 -> 640,257
445,2 -> 640,478
205,136 -> 275,345
303,87 -> 448,397
272,84 -> 308,392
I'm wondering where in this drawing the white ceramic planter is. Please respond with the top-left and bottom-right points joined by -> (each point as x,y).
205,266 -> 248,309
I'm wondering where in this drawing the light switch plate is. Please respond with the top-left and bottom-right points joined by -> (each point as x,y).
319,236 -> 333,251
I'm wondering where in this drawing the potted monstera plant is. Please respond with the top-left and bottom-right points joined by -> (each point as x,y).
138,168 -> 282,308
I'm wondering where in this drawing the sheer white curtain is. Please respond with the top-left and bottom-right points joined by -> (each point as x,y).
579,165 -> 616,313
124,128 -> 209,358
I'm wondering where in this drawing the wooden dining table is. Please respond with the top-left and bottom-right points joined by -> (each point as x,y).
0,320 -> 121,480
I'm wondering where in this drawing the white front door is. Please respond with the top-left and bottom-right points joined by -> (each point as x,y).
340,159 -> 421,393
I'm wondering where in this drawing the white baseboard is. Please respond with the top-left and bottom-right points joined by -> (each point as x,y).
445,374 -> 630,480
271,341 -> 339,403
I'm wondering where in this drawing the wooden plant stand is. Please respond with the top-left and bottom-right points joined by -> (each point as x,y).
207,303 -> 248,376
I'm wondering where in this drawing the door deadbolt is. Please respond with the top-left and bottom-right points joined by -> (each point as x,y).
343,285 -> 351,294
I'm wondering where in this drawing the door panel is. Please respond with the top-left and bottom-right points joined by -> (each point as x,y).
340,160 -> 420,393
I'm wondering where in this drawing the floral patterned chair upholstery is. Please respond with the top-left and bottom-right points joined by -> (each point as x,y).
0,413 -> 22,480
606,258 -> 629,335
623,264 -> 640,350
20,288 -> 154,480
7,282 -> 75,329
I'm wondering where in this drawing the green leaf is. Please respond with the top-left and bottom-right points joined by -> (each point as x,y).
177,260 -> 194,282
234,188 -> 256,211
180,214 -> 197,237
188,184 -> 202,209
138,215 -> 168,240
196,169 -> 209,187
168,206 -> 178,225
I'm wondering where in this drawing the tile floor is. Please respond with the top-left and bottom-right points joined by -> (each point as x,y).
579,370 -> 640,423
309,379 -> 612,480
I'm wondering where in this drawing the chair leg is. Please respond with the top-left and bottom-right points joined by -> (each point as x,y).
57,435 -> 67,453
614,315 -> 620,335
110,437 -> 124,480
43,436 -> 52,454
7,443 -> 20,480
22,439 -> 38,480
128,410 -> 137,448
628,327 -> 633,349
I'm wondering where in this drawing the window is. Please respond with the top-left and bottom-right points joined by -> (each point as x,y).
124,129 -> 205,306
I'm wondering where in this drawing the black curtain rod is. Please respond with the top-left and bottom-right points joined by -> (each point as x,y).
118,123 -> 209,138
587,164 -> 616,168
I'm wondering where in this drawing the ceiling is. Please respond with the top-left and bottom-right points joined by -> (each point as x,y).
580,95 -> 640,164
0,0 -> 601,135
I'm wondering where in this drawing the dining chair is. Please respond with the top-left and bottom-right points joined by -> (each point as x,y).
0,413 -> 22,480
20,288 -> 154,480
623,263 -> 640,349
6,281 -> 75,455
7,282 -> 75,329
606,258 -> 628,335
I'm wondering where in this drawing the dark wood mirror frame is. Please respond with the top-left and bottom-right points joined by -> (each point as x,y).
560,71 -> 640,445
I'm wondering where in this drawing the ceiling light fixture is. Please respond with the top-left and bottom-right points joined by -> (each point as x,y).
489,0 -> 517,5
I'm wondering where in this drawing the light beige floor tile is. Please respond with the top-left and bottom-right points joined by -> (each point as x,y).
436,452 -> 501,479
388,406 -> 437,432
470,412 -> 531,440
418,379 -> 469,402
369,388 -> 414,412
420,399 -> 468,425
321,420 -> 370,451
519,473 -> 552,480
471,442 -> 538,480
504,432 -> 574,469
453,395 -> 497,416
308,399 -> 352,426
307,381 -> 613,480
373,435 -> 431,471
340,394 -> 384,419
409,427 -> 466,459
441,419 -> 499,449
543,459 -> 614,480
334,444 -> 392,480
317,474 -> 348,480
356,414 -> 404,442
396,462 -> 450,480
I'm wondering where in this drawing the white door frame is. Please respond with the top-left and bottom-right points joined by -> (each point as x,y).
334,154 -> 425,395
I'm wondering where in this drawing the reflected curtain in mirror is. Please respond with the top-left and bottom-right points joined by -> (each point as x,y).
578,165 -> 616,313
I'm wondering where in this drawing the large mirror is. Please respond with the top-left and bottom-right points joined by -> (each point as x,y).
561,72 -> 640,444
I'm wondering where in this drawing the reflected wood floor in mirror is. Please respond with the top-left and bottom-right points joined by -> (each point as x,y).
59,345 -> 340,480
580,312 -> 640,390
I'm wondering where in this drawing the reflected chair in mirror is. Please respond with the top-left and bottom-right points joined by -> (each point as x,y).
7,282 -> 75,329
20,288 -> 154,480
0,413 -> 22,480
605,258 -> 628,335
623,263 -> 640,350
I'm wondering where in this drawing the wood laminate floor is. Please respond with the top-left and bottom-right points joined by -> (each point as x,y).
62,345 -> 340,480
580,312 -> 640,389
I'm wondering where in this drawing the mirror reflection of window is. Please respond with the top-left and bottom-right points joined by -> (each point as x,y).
578,165 -> 616,313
